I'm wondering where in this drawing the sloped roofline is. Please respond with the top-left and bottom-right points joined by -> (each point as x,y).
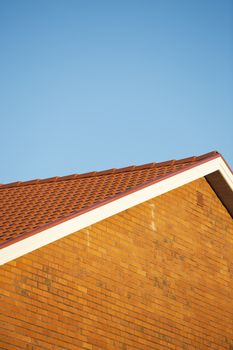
0,153 -> 232,265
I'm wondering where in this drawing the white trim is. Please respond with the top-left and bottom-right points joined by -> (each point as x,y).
0,157 -> 232,265
217,158 -> 233,191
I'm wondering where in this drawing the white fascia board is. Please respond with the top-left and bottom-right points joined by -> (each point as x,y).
217,158 -> 233,191
0,157 -> 232,265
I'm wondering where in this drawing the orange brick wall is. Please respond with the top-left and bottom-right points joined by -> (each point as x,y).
0,178 -> 233,350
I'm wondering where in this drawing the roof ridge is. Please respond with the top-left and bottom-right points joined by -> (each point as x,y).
0,151 -> 220,189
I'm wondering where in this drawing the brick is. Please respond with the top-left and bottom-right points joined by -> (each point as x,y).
0,178 -> 232,349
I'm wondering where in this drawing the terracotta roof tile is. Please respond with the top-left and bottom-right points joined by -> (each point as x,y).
0,151 -> 220,247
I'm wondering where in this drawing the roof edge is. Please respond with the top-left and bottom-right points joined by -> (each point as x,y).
1,154 -> 232,265
0,151 -> 220,188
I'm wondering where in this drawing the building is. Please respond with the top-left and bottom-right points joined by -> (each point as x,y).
0,151 -> 233,349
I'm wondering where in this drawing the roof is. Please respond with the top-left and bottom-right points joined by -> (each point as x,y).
0,151 -> 233,265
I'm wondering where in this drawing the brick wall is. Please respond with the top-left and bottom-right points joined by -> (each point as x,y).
0,178 -> 233,350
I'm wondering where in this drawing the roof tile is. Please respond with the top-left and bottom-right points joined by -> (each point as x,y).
0,151 -> 220,247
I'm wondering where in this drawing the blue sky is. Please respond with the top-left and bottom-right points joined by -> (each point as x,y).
0,0 -> 232,183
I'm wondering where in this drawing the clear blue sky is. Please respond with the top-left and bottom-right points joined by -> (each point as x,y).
0,0 -> 232,183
